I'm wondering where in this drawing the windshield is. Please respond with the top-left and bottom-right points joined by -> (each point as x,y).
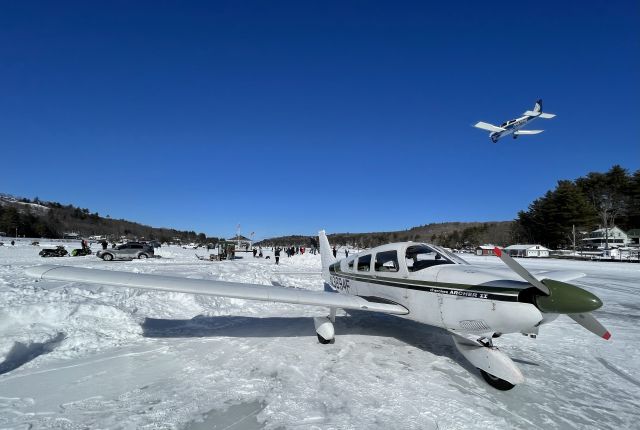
405,244 -> 468,271
429,244 -> 469,265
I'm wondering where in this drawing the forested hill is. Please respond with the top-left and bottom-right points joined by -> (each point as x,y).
0,194 -> 211,243
255,221 -> 514,249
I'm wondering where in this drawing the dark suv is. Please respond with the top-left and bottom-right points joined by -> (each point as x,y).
97,242 -> 154,261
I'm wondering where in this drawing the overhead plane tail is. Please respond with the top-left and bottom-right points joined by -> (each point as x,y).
534,99 -> 543,113
319,230 -> 335,282
523,99 -> 555,118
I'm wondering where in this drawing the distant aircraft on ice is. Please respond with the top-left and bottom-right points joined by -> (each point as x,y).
474,99 -> 556,143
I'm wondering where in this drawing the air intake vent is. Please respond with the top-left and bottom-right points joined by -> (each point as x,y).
459,320 -> 491,331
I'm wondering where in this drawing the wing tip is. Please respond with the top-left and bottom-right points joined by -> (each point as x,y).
603,331 -> 611,340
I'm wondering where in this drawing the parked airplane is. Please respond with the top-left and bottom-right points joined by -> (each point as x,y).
25,231 -> 609,390
474,99 -> 556,143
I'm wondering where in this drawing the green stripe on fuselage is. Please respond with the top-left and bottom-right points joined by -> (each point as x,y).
329,264 -> 521,301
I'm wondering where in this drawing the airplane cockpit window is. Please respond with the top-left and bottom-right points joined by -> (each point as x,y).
405,245 -> 456,271
430,245 -> 469,265
375,250 -> 399,272
357,254 -> 371,272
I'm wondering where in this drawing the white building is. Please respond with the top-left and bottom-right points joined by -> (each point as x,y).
475,245 -> 502,256
504,244 -> 549,258
582,226 -> 630,249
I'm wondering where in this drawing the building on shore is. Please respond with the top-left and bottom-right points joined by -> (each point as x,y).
504,244 -> 549,258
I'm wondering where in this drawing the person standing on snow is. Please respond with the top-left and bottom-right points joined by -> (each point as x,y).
345,249 -> 349,258
274,247 -> 281,265
332,246 -> 337,258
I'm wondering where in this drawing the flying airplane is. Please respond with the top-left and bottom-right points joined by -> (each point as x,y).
474,99 -> 556,143
25,231 -> 609,391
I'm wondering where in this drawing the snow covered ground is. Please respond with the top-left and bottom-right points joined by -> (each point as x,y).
0,240 -> 639,429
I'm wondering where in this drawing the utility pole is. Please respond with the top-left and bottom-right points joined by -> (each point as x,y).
572,224 -> 576,254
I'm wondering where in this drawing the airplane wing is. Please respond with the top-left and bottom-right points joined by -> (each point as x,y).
533,270 -> 585,283
25,265 -> 408,315
473,121 -> 505,132
514,130 -> 543,135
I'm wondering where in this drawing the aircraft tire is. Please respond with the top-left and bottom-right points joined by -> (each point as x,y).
479,369 -> 516,391
317,334 -> 335,345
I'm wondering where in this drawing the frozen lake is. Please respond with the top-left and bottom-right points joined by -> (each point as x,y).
0,240 -> 639,429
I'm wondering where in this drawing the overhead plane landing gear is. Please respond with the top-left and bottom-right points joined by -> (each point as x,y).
314,308 -> 336,344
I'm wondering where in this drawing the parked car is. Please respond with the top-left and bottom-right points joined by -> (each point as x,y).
97,242 -> 154,261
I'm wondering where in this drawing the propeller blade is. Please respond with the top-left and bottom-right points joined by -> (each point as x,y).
568,313 -> 611,340
493,247 -> 550,295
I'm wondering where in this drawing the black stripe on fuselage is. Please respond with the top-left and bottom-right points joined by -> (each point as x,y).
329,265 -> 520,303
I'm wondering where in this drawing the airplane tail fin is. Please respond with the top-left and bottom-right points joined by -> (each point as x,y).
524,99 -> 555,118
319,230 -> 335,282
534,99 -> 543,113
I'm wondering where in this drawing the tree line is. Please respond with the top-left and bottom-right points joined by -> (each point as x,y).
514,165 -> 639,249
0,196 -> 217,244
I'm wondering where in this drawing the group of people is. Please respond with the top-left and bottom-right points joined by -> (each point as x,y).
332,246 -> 349,258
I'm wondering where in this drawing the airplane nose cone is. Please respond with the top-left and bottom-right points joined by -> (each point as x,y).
535,279 -> 603,314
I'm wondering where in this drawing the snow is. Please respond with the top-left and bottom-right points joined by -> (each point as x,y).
1,240 -> 639,429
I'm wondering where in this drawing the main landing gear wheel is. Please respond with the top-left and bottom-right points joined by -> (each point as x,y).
479,369 -> 516,391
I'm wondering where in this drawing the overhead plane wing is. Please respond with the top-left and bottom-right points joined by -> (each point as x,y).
25,265 -> 408,315
524,110 -> 555,119
514,130 -> 543,135
473,121 -> 505,132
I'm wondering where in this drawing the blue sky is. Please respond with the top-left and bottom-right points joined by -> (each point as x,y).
1,1 -> 638,239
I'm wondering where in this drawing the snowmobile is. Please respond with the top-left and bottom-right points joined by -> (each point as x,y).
39,246 -> 68,257
71,248 -> 93,257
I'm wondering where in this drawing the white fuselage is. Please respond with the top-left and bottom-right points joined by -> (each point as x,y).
326,243 -> 544,336
490,115 -> 536,142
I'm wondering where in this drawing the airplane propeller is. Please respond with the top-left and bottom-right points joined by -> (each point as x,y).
493,247 -> 550,295
493,247 -> 611,340
568,313 -> 611,339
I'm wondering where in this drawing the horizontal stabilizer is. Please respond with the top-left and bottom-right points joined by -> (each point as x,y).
538,113 -> 556,119
523,110 -> 540,117
514,130 -> 543,135
474,121 -> 504,132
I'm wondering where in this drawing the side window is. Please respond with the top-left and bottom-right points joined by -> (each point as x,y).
375,250 -> 399,272
357,254 -> 371,272
347,258 -> 355,271
132,244 -> 143,249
